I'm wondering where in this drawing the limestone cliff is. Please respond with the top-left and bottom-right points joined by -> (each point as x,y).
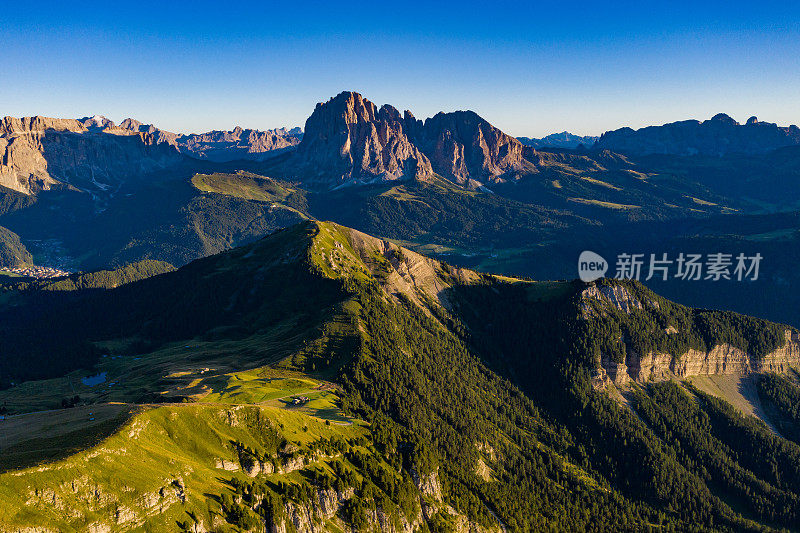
0,115 -> 187,195
583,282 -> 800,385
601,330 -> 800,386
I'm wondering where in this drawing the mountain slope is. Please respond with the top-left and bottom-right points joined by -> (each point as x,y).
3,221 -> 800,531
0,225 -> 31,267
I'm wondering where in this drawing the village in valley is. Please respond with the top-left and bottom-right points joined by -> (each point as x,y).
0,265 -> 70,279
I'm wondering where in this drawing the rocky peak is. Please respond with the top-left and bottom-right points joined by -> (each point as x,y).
289,91 -> 434,187
404,109 -> 526,186
118,118 -> 142,131
709,113 -> 739,126
78,115 -> 115,130
283,91 -> 532,189
312,91 -> 378,125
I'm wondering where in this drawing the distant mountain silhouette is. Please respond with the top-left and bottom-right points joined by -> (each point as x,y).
517,131 -> 598,149
596,113 -> 800,156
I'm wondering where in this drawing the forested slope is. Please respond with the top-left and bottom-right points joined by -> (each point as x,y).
0,225 -> 31,267
2,221 -> 800,531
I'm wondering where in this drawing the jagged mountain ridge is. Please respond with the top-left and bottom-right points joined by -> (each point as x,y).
279,91 -> 531,189
118,118 -> 303,162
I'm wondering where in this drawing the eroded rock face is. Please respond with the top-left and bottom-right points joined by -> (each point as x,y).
288,91 -> 434,187
405,110 -> 526,186
596,113 -> 800,156
285,91 -> 531,189
0,114 -> 304,196
603,330 -> 800,384
0,116 -> 186,195
583,283 -> 800,385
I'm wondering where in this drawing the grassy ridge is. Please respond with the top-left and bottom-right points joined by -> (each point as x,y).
0,401 -> 366,531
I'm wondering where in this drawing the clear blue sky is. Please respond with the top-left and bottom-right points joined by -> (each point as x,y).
3,1 -> 800,137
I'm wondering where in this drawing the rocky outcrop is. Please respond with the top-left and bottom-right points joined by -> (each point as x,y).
269,486 -> 431,533
283,91 -> 534,189
404,110 -> 526,187
233,448 -> 338,477
287,91 -> 434,188
582,283 -> 650,315
595,113 -> 800,156
600,330 -> 800,385
22,476 -> 187,531
263,463 -> 501,533
270,487 -> 355,533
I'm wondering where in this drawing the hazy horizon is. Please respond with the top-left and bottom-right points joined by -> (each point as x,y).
4,1 -> 800,137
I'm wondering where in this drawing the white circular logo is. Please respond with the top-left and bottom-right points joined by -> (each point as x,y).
578,250 -> 608,282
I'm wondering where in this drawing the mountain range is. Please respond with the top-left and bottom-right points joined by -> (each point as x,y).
3,84 -> 800,528
596,113 -> 800,156
5,91 -> 800,330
